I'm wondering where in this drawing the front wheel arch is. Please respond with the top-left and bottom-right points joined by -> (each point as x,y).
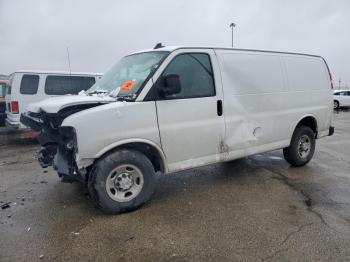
95,141 -> 167,174
88,148 -> 157,214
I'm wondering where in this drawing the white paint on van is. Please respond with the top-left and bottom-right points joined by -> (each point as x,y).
28,47 -> 333,174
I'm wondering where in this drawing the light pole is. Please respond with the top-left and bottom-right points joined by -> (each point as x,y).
229,22 -> 236,48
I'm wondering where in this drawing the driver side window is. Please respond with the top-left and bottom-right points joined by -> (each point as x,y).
161,53 -> 215,99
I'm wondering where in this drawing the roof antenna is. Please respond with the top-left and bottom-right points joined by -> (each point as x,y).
66,47 -> 72,90
154,43 -> 164,49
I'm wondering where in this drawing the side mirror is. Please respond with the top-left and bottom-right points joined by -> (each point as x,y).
158,74 -> 181,97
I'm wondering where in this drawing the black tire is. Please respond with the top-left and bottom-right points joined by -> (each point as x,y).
283,126 -> 315,167
334,100 -> 339,110
88,149 -> 157,214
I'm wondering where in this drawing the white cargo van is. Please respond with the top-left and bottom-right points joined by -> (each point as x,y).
21,46 -> 334,214
5,70 -> 102,129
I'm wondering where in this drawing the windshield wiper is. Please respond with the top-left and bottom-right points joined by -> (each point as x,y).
87,89 -> 109,95
116,95 -> 135,102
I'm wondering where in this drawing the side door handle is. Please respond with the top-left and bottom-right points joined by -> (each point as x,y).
217,100 -> 223,116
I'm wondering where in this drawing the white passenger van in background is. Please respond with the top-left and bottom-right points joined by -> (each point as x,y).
5,70 -> 102,129
21,46 -> 334,214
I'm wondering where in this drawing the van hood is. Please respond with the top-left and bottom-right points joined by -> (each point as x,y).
27,95 -> 115,113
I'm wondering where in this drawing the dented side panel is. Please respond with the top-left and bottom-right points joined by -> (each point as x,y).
215,49 -> 332,160
215,51 -> 290,155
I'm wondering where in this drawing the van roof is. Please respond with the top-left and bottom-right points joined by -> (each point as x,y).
333,89 -> 350,92
12,70 -> 103,76
133,46 -> 322,59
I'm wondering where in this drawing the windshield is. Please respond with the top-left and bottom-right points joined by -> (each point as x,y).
88,51 -> 169,99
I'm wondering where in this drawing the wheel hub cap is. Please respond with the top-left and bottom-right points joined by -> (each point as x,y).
105,164 -> 144,202
115,173 -> 133,191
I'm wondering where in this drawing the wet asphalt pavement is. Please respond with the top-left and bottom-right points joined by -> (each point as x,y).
1,111 -> 350,262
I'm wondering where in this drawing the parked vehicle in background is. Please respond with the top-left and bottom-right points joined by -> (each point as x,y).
333,90 -> 350,109
22,46 -> 334,214
0,79 -> 9,126
5,70 -> 102,129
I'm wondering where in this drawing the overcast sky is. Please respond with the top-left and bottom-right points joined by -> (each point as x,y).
0,0 -> 349,87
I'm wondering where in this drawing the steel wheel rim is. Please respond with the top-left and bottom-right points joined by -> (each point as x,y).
298,134 -> 311,159
106,164 -> 144,202
334,101 -> 338,109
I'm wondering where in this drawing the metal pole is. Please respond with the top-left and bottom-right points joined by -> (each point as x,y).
229,22 -> 236,48
66,47 -> 72,89
66,47 -> 72,75
231,26 -> 233,47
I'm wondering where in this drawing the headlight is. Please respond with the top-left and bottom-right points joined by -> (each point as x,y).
59,126 -> 78,152
66,140 -> 75,150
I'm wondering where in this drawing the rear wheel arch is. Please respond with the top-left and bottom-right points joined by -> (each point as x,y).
294,115 -> 318,138
334,100 -> 340,109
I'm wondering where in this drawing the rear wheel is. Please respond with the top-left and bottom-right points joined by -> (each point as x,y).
283,126 -> 315,167
88,149 -> 157,214
334,100 -> 339,109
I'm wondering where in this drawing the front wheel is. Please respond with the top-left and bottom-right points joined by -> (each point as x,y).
283,126 -> 316,167
88,149 -> 157,214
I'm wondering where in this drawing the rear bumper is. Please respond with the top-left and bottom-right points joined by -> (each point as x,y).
5,118 -> 20,129
328,126 -> 335,136
5,113 -> 29,129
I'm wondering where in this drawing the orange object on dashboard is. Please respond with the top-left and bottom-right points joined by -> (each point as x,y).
121,80 -> 136,92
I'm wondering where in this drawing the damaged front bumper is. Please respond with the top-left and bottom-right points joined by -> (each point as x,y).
21,112 -> 86,183
53,126 -> 85,183
53,145 -> 86,183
